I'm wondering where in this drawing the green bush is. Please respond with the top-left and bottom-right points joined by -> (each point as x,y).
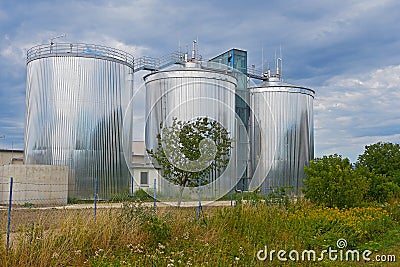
22,202 -> 34,208
109,191 -> 131,202
132,188 -> 154,202
264,186 -> 293,208
232,190 -> 263,206
142,216 -> 171,247
303,154 -> 369,208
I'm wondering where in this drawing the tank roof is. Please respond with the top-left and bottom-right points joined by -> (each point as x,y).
26,42 -> 134,69
143,60 -> 239,82
250,80 -> 315,96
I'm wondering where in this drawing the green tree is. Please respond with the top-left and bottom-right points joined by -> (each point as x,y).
356,142 -> 400,202
147,117 -> 232,206
357,142 -> 400,176
303,154 -> 369,208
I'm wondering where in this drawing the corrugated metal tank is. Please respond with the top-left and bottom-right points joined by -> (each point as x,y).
144,62 -> 240,201
249,78 -> 314,194
24,43 -> 134,199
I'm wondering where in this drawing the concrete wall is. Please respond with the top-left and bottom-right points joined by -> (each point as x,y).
0,165 -> 68,205
0,149 -> 24,165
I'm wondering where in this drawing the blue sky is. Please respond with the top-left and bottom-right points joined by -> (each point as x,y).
0,0 -> 400,162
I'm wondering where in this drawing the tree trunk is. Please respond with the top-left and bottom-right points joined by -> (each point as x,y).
177,185 -> 185,207
177,177 -> 188,207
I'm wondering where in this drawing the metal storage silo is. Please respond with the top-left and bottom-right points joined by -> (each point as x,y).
249,75 -> 314,194
144,61 -> 241,202
25,43 -> 134,199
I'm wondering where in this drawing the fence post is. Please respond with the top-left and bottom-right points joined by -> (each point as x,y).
130,176 -> 134,197
6,177 -> 13,251
196,178 -> 202,220
230,189 -> 233,207
229,169 -> 233,206
94,177 -> 98,220
153,178 -> 157,215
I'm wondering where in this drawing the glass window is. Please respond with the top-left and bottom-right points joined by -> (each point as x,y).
140,172 -> 148,186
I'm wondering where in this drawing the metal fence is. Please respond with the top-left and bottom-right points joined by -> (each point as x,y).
0,175 -> 160,251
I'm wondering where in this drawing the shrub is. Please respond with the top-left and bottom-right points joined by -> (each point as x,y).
132,188 -> 154,202
303,154 -> 369,208
109,191 -> 131,202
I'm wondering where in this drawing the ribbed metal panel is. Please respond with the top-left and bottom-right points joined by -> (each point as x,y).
25,47 -> 133,199
249,81 -> 314,194
144,64 -> 241,201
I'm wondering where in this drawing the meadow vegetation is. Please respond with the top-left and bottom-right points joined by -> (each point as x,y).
0,200 -> 399,266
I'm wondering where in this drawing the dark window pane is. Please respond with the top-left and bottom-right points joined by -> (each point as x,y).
140,172 -> 148,185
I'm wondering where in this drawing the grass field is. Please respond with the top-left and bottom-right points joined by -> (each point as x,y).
0,200 -> 399,266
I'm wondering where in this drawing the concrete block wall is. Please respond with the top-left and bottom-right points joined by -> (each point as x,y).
0,150 -> 24,165
0,165 -> 68,205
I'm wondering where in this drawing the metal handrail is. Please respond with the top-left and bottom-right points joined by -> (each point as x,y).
134,51 -> 185,72
26,43 -> 134,68
247,66 -> 264,77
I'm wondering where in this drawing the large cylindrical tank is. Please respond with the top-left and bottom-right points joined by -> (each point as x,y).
25,43 -> 134,199
144,62 -> 240,201
249,78 -> 314,194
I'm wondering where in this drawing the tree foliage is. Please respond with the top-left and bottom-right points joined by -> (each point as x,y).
147,117 -> 232,205
356,142 -> 400,202
303,154 -> 369,208
357,142 -> 400,176
303,142 -> 400,208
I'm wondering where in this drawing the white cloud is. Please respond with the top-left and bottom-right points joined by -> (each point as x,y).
87,34 -> 149,57
0,43 -> 25,67
315,64 -> 400,161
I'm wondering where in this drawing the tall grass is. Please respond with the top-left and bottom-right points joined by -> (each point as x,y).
1,201 -> 399,266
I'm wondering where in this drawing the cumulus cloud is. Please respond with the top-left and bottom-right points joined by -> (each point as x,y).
315,65 -> 400,161
86,34 -> 149,57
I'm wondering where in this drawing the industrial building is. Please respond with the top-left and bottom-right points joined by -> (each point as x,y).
3,41 -> 314,203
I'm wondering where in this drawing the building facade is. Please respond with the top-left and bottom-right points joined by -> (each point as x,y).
130,141 -> 160,194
